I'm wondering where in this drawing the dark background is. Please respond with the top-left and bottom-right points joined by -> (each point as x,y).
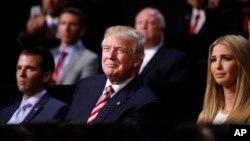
1,0 -> 248,85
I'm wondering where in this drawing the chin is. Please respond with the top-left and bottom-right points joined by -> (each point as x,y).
18,89 -> 26,93
215,80 -> 228,86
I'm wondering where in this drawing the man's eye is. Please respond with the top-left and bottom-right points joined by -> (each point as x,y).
117,49 -> 125,53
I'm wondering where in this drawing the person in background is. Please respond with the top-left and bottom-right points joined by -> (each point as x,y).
50,7 -> 100,85
66,25 -> 161,125
0,46 -> 69,124
173,0 -> 217,80
197,35 -> 250,124
135,7 -> 192,82
17,0 -> 69,49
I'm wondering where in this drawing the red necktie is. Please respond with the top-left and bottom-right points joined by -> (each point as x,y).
190,12 -> 200,34
51,51 -> 67,85
87,85 -> 115,125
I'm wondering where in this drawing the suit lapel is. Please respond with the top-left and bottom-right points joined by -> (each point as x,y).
141,46 -> 166,75
184,8 -> 192,33
81,76 -> 107,122
22,94 -> 50,123
94,88 -> 128,122
0,103 -> 20,124
94,75 -> 141,123
59,48 -> 83,83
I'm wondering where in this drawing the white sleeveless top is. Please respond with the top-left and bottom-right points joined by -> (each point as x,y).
213,110 -> 229,124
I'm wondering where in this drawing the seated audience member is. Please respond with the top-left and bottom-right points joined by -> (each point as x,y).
17,0 -> 69,49
0,47 -> 69,124
174,0 -> 216,51
197,35 -> 250,124
66,25 -> 161,125
135,7 -> 192,82
50,7 -> 100,85
174,0 -> 217,80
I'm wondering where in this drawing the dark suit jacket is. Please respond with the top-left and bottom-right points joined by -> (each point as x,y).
176,5 -> 216,36
0,93 -> 69,124
140,45 -> 192,82
66,74 -> 161,125
173,5 -> 217,61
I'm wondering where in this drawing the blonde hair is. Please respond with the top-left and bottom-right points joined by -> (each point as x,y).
101,25 -> 145,60
199,35 -> 250,124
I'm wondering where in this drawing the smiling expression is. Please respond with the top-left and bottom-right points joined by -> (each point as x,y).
101,36 -> 141,84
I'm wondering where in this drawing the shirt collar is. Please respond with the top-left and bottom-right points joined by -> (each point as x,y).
105,76 -> 135,97
21,89 -> 47,106
59,40 -> 84,54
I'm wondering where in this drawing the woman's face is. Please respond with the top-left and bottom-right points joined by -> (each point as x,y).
210,44 -> 238,88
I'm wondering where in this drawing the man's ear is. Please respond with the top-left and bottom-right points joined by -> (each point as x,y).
42,71 -> 52,84
134,58 -> 143,68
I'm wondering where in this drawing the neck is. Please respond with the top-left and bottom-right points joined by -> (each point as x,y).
23,88 -> 45,100
144,39 -> 162,49
109,74 -> 135,85
222,85 -> 236,114
61,40 -> 80,49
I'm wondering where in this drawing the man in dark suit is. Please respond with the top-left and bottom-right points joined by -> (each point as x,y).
0,47 -> 68,124
135,7 -> 192,82
66,25 -> 161,125
175,0 -> 217,80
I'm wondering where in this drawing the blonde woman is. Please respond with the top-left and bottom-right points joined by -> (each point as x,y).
197,35 -> 250,124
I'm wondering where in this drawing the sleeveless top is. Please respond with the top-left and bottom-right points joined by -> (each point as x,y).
213,110 -> 228,124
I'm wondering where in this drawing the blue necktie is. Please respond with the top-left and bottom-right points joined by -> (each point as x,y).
15,103 -> 32,118
7,103 -> 32,124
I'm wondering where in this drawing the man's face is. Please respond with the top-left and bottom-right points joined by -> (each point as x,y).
101,36 -> 141,84
16,54 -> 45,95
58,12 -> 84,46
135,8 -> 163,47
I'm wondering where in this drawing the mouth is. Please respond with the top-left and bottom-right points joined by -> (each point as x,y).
214,73 -> 225,78
18,81 -> 27,85
106,64 -> 117,67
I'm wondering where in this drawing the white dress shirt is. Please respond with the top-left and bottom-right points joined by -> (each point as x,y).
105,76 -> 135,98
190,8 -> 206,34
139,42 -> 162,73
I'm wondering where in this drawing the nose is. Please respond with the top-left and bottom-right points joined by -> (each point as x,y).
107,48 -> 116,59
18,68 -> 26,78
141,22 -> 147,29
215,60 -> 222,70
136,21 -> 147,30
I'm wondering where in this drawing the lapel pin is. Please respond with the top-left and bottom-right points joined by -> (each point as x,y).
34,107 -> 40,111
116,101 -> 120,105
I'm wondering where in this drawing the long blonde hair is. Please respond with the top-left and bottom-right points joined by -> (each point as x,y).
199,35 -> 250,124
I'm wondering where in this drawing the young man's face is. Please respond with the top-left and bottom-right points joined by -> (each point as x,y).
16,54 -> 45,95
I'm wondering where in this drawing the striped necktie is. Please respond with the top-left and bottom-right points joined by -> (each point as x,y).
190,12 -> 200,34
87,85 -> 115,125
51,51 -> 67,85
